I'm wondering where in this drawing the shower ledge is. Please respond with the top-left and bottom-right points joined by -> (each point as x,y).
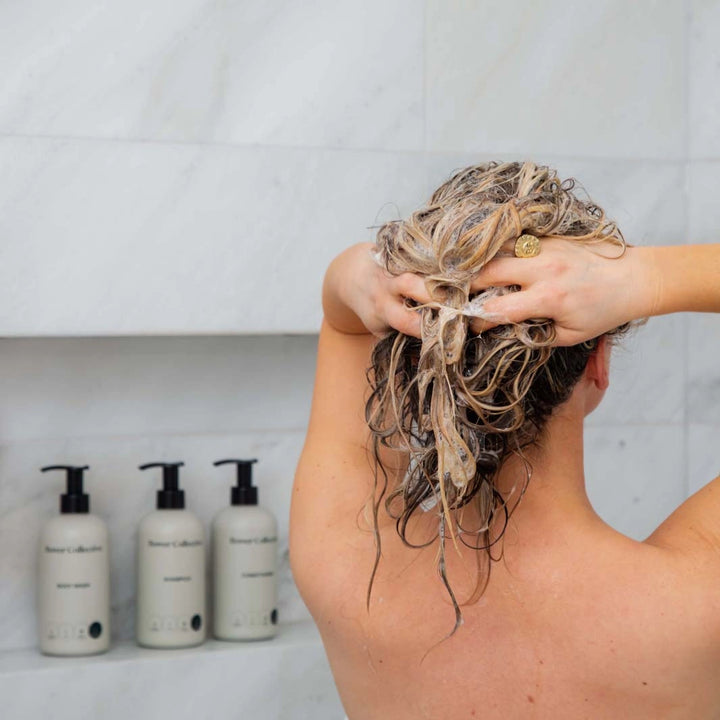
0,619 -> 342,720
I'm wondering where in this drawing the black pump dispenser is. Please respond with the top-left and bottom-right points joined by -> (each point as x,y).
213,459 -> 258,506
41,465 -> 91,514
139,462 -> 186,509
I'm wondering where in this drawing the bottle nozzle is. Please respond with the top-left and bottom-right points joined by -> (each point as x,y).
41,465 -> 90,514
213,459 -> 258,506
139,462 -> 185,509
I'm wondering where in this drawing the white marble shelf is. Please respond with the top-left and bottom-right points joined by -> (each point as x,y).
1,620 -> 343,720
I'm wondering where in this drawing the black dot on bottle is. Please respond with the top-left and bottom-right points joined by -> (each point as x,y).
89,622 -> 102,639
271,609 -> 278,625
191,614 -> 202,631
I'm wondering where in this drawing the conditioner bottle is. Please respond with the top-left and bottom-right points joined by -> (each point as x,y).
212,459 -> 278,640
38,465 -> 110,656
136,462 -> 205,649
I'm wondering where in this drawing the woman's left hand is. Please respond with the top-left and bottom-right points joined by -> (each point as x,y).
322,242 -> 431,337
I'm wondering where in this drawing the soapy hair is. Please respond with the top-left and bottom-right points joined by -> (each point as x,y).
364,161 -> 633,638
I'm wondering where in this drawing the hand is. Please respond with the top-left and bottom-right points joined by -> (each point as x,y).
467,238 -> 654,346
323,242 -> 431,337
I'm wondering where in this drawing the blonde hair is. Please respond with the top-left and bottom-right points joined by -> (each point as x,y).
365,161 -> 632,635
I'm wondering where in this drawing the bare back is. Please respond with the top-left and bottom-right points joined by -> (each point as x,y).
290,322 -> 720,720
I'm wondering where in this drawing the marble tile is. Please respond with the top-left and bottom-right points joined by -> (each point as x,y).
0,335 -> 318,444
687,161 -> 720,243
584,425 -> 685,540
587,314 -> 684,426
687,312 -> 720,423
689,0 -> 720,158
0,0 -> 423,152
0,137 -> 429,335
687,424 -> 720,494
0,430 -> 312,651
426,0 -> 685,158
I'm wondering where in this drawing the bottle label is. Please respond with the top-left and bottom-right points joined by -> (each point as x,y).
147,539 -> 203,548
214,531 -> 277,635
240,571 -> 274,578
228,535 -> 277,545
44,544 -> 103,553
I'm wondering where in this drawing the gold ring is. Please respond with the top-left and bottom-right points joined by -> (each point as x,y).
514,234 -> 541,258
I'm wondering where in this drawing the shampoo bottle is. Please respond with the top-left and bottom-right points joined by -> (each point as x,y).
38,465 -> 110,656
212,459 -> 278,640
136,462 -> 205,649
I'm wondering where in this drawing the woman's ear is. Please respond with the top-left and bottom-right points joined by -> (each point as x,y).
585,335 -> 611,391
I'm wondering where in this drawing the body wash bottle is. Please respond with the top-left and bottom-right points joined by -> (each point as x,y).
136,462 -> 205,649
38,465 -> 110,656
212,459 -> 278,640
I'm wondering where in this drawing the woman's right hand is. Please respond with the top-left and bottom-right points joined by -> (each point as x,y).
467,238 -> 661,346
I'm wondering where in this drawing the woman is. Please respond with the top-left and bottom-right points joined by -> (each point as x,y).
289,162 -> 720,719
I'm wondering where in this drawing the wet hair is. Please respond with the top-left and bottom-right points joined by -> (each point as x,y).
364,161 -> 633,637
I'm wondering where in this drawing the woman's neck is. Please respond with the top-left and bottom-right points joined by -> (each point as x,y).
495,400 -> 601,533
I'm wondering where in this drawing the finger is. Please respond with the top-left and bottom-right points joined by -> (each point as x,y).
551,328 -> 586,348
385,301 -> 422,338
469,256 -> 538,292
472,286 -> 555,326
468,317 -> 500,335
469,314 -> 580,347
392,273 -> 432,304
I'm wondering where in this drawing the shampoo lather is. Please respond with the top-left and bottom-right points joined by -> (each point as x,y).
38,465 -> 110,656
212,459 -> 278,640
136,462 -> 205,649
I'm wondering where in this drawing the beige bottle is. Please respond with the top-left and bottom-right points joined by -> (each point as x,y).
212,459 -> 278,641
38,465 -> 110,656
136,462 -> 205,649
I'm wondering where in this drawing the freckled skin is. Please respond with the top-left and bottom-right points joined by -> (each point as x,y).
291,320 -> 720,720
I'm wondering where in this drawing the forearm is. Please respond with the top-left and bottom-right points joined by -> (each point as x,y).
322,242 -> 374,334
641,244 -> 720,318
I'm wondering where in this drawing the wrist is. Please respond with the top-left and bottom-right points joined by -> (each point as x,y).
628,245 -> 664,320
322,243 -> 375,334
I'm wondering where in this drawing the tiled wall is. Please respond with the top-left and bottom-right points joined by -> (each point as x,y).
2,0 -> 719,654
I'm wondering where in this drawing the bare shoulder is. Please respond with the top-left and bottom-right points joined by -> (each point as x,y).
645,473 -> 720,557
642,474 -> 720,658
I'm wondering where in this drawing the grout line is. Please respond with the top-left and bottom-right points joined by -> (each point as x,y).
422,0 -> 428,155
0,332 -> 319,341
0,130 -> 706,165
681,0 -> 691,498
682,0 -> 692,163
0,427 -> 312,450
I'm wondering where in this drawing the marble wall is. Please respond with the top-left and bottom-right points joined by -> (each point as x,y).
1,0 -> 718,674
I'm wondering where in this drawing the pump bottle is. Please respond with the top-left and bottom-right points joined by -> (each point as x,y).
37,465 -> 110,656
136,462 -> 205,649
212,459 -> 278,640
